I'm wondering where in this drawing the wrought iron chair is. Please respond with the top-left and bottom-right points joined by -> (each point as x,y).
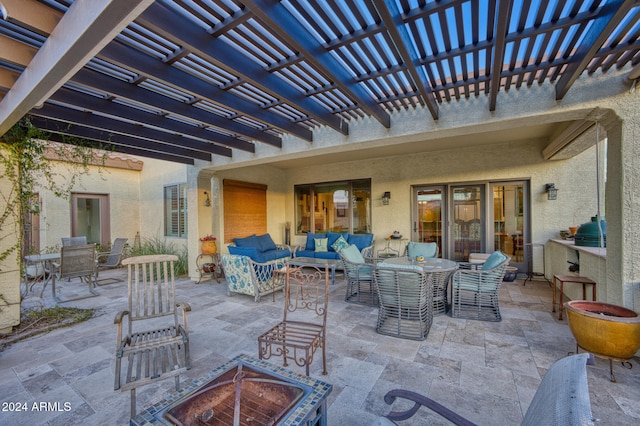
450,251 -> 510,321
221,254 -> 287,302
258,263 -> 330,376
114,254 -> 191,418
374,263 -> 434,340
96,237 -> 128,273
375,353 -> 594,426
50,244 -> 99,303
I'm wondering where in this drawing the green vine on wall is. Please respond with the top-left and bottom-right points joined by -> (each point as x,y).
0,117 -> 111,273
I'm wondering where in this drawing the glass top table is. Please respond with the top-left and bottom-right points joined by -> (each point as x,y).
381,257 -> 458,315
382,256 -> 458,271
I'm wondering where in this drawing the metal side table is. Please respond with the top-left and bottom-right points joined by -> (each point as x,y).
523,243 -> 551,286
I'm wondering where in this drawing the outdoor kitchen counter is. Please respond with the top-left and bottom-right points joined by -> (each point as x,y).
547,239 -> 607,307
549,238 -> 606,259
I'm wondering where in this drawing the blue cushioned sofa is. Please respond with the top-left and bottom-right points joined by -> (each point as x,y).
294,232 -> 374,260
227,233 -> 291,263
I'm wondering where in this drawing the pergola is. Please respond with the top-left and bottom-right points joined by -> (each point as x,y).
1,0 -> 639,164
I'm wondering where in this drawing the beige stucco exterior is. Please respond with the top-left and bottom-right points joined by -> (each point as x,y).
0,148 -> 21,333
2,67 -> 639,333
193,68 -> 640,313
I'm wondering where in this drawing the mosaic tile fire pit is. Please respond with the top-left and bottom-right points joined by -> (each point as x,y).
131,354 -> 332,426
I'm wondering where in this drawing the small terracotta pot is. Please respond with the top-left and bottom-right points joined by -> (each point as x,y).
201,240 -> 217,254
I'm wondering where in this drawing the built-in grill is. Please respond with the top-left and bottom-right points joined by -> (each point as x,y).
131,355 -> 332,426
574,216 -> 606,248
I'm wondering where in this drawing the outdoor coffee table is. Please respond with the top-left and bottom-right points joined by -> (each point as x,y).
383,257 -> 458,315
289,257 -> 341,285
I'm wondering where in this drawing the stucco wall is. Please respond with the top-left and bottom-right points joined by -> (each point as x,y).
38,161 -> 141,250
284,138 -> 600,255
0,153 -> 20,333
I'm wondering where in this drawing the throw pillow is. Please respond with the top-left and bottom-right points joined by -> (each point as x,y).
331,235 -> 349,252
341,244 -> 365,263
256,233 -> 277,252
315,238 -> 328,252
234,234 -> 258,248
481,251 -> 508,270
347,233 -> 374,251
305,232 -> 318,250
326,232 -> 347,250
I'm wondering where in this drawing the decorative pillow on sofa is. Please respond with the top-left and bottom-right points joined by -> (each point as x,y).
347,233 -> 374,251
256,233 -> 277,252
315,238 -> 328,252
305,232 -> 319,250
326,232 -> 348,251
234,234 -> 258,248
331,235 -> 349,252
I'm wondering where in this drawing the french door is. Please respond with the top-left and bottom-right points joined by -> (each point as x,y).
412,181 -> 528,269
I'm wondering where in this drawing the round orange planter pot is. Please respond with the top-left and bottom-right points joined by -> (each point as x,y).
565,300 -> 640,361
201,240 -> 217,254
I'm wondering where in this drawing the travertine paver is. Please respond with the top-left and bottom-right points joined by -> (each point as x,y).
1,268 -> 639,425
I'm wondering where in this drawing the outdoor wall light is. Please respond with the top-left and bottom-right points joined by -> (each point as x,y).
545,183 -> 558,200
382,191 -> 391,205
204,191 -> 211,207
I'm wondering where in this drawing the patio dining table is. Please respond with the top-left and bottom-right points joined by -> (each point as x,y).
382,257 -> 458,315
23,252 -> 60,296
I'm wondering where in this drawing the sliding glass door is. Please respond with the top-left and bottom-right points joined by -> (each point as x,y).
412,181 -> 528,268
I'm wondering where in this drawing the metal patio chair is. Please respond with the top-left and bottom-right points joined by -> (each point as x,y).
114,254 -> 191,418
96,237 -> 128,273
61,236 -> 87,246
50,244 -> 99,303
258,263 -> 330,376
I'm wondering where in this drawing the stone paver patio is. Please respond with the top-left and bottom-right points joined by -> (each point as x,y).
1,267 -> 639,425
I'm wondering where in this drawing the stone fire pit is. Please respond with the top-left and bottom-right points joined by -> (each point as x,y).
131,354 -> 332,425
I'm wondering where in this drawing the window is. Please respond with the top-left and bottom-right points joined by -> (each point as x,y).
295,179 -> 371,235
164,184 -> 187,238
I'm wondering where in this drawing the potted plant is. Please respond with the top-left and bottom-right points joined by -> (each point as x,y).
199,235 -> 217,254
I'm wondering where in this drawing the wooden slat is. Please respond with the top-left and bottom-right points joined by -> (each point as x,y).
223,179 -> 268,244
